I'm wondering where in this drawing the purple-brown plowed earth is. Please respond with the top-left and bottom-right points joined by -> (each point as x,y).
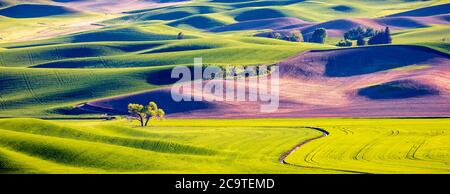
80,45 -> 450,118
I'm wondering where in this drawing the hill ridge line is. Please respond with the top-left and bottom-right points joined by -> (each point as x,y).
305,44 -> 450,58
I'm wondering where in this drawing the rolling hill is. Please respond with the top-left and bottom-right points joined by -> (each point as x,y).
388,3 -> 450,17
78,45 -> 450,118
0,4 -> 79,18
0,0 -> 448,118
254,14 -> 449,38
0,118 -> 449,173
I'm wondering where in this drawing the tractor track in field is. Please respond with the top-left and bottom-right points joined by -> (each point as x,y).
21,72 -> 43,105
0,53 -> 6,67
27,52 -> 35,66
279,126 -> 368,174
53,70 -> 66,87
0,95 -> 6,110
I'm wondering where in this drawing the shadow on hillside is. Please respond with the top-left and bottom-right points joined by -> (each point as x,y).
0,4 -> 77,18
358,80 -> 439,99
80,90 -> 213,115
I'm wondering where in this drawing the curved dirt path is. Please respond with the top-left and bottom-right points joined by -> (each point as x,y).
279,126 -> 367,174
279,127 -> 329,164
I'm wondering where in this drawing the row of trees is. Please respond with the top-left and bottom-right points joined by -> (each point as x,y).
265,26 -> 392,46
268,28 -> 327,44
268,30 -> 303,42
368,27 -> 392,45
337,26 -> 392,47
128,102 -> 165,127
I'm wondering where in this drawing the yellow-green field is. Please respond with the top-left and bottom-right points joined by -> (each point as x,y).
1,0 -> 449,118
0,118 -> 449,174
285,119 -> 450,174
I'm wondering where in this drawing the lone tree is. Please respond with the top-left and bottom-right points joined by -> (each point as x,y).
144,102 -> 165,126
384,27 -> 392,44
128,102 -> 165,127
309,28 -> 327,44
177,32 -> 184,40
128,103 -> 146,127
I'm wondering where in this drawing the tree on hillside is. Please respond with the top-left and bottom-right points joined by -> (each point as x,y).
268,31 -> 282,40
336,39 -> 352,47
177,32 -> 184,40
268,30 -> 303,42
309,28 -> 327,44
384,27 -> 392,44
356,37 -> 366,46
368,27 -> 392,45
128,102 -> 165,127
343,26 -> 374,46
128,103 -> 146,127
344,26 -> 374,41
287,30 -> 303,42
144,102 -> 165,126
